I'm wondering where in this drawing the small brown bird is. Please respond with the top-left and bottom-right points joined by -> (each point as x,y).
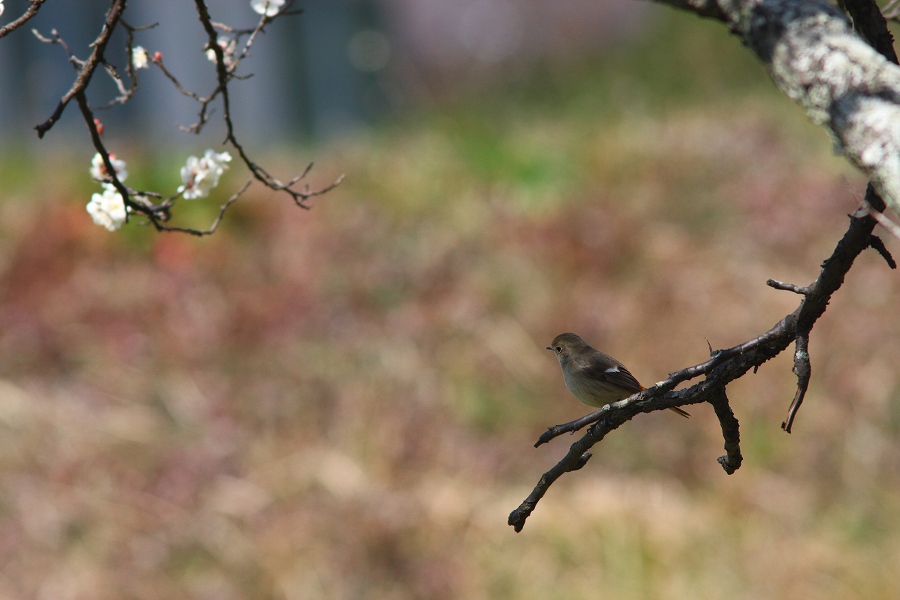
547,332 -> 689,418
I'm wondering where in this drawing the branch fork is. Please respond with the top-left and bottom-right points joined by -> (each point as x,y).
510,184 -> 893,532
25,0 -> 340,234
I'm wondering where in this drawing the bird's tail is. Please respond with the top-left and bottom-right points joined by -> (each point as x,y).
668,406 -> 691,418
638,384 -> 690,418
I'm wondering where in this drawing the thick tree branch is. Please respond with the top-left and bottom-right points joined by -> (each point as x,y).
648,0 -> 900,219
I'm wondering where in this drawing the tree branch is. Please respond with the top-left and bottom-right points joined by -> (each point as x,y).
34,0 -> 126,138
709,387 -> 742,474
781,327 -> 810,433
192,0 -> 342,207
0,0 -> 48,40
648,0 -> 900,219
766,279 -> 809,295
22,1 -> 340,234
148,180 -> 250,236
843,0 -> 898,63
867,234 -> 898,267
509,185 -> 890,532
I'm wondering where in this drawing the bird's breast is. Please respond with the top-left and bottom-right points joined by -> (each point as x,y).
563,366 -> 630,407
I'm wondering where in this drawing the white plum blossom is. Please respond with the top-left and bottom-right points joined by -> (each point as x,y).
90,152 -> 128,182
0,2 -> 5,18
206,36 -> 236,67
178,149 -> 232,200
131,46 -> 149,69
250,0 -> 284,17
87,184 -> 128,231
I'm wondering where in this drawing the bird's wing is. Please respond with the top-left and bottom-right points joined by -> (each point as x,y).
575,356 -> 644,393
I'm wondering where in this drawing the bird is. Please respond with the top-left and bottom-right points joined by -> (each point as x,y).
547,332 -> 690,418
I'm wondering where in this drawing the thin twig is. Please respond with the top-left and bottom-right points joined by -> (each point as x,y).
27,0 -> 337,235
781,330 -> 811,433
34,0 -> 126,138
94,20 -> 159,110
0,0 -> 49,40
151,180 -> 251,236
767,279 -> 810,295
190,0 -> 344,205
32,28 -> 84,71
868,235 -> 898,268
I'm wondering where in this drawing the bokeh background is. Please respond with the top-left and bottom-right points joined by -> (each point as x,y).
1,1 -> 899,599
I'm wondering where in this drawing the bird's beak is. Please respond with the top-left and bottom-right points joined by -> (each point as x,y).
546,346 -> 553,351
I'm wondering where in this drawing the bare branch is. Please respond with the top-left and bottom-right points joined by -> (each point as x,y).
0,0 -> 49,40
34,0 -> 127,138
535,412 -> 601,447
192,0 -> 342,206
32,28 -> 84,71
781,329 -> 811,433
648,0 -> 900,220
767,279 -> 810,295
150,54 -> 207,101
868,234 -> 898,267
709,388 -> 742,474
147,180 -> 250,236
93,20 -> 159,110
510,185 -> 892,532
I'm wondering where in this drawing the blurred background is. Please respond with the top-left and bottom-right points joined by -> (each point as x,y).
1,0 -> 899,598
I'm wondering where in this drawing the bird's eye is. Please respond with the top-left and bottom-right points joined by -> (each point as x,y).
555,346 -> 561,352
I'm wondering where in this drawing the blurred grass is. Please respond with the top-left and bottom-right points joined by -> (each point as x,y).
1,8 -> 900,600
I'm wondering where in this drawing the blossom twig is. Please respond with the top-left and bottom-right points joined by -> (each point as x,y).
18,0 -> 340,234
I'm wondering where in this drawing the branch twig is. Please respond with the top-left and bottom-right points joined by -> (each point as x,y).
709,388 -> 742,474
868,235 -> 898,268
781,328 -> 811,433
0,0 -> 49,40
766,279 -> 809,295
34,0 -> 126,138
192,0 -> 342,206
148,180 -> 250,236
510,185 -> 890,532
24,0 -> 339,234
